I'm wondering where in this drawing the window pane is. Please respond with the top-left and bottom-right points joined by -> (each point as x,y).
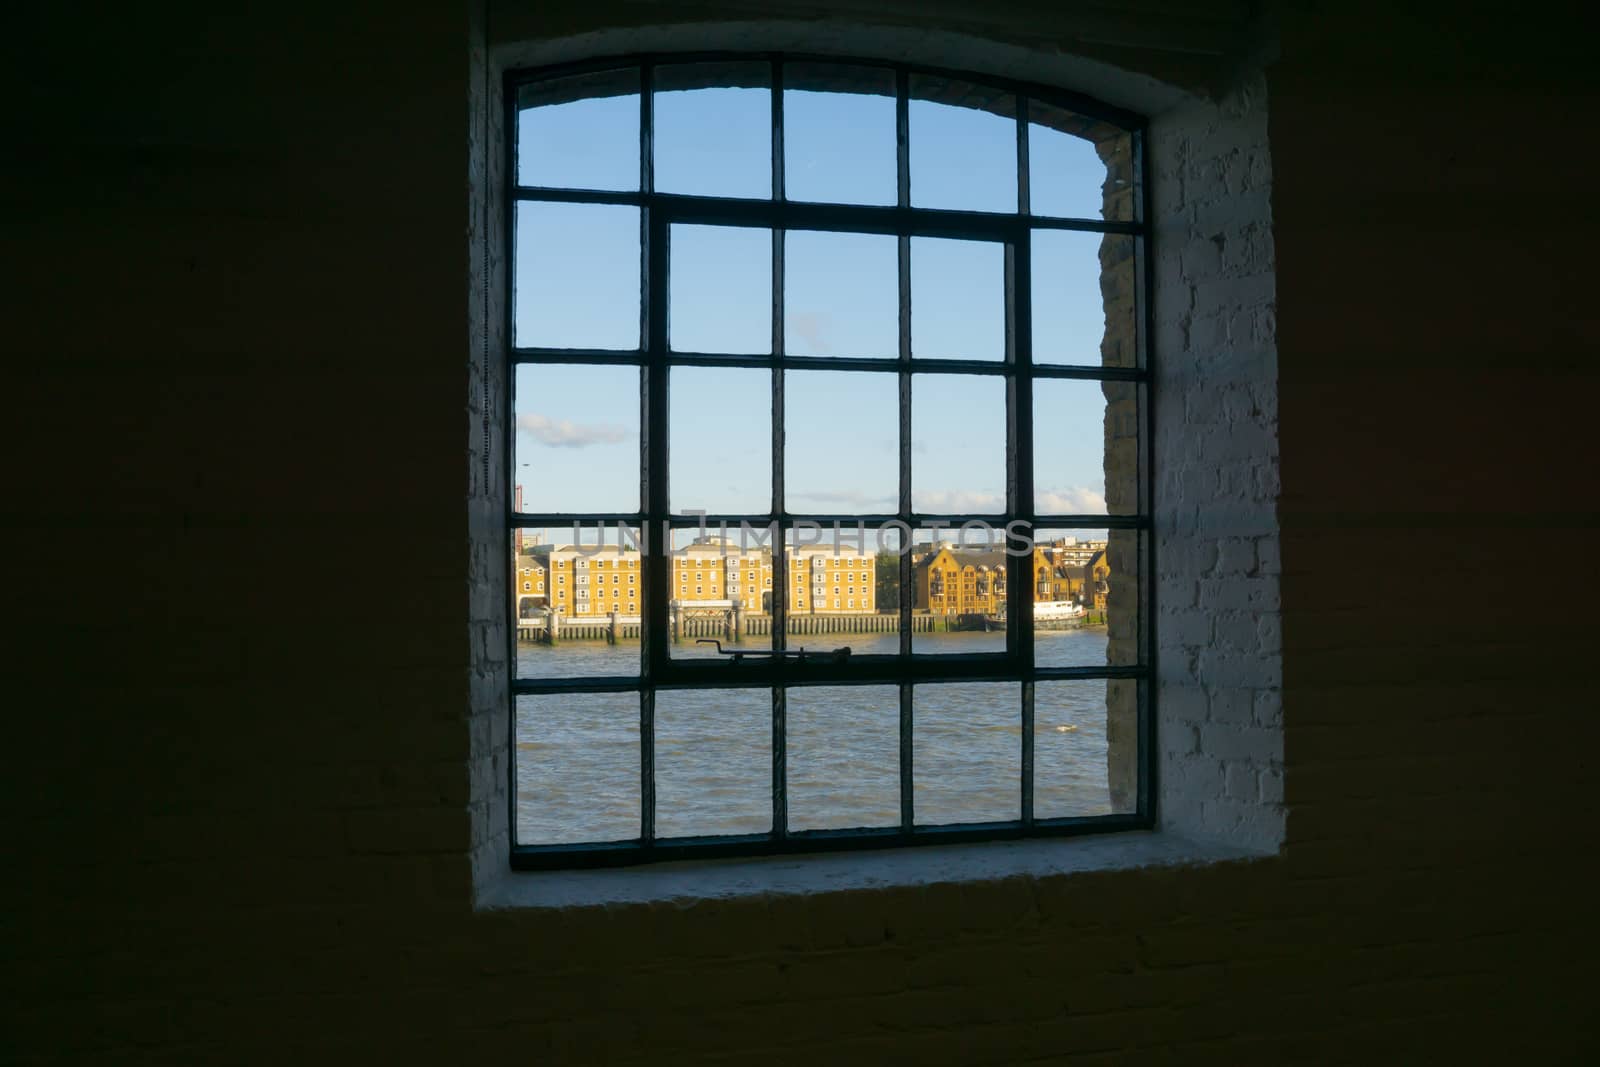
516,693 -> 640,844
1027,528 -> 1107,668
1035,378 -> 1106,517
1033,231 -> 1137,368
654,62 -> 771,199
914,682 -> 1020,824
670,224 -> 771,354
911,237 -> 1005,361
668,524 -> 773,660
909,76 -> 1017,213
655,688 -> 771,838
513,527 -> 645,679
1030,528 -> 1141,668
784,529 -> 885,646
1027,102 -> 1134,221
670,366 -> 770,514
515,364 -> 638,514
910,524 -> 1008,655
514,202 -> 639,350
912,374 -> 1004,512
785,369 -> 898,514
517,69 -> 639,191
784,230 -> 898,359
1036,377 -> 1138,516
868,529 -> 906,634
787,685 -> 899,831
783,63 -> 896,205
1033,681 -> 1116,818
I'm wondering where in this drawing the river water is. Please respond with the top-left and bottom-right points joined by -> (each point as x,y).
516,628 -> 1120,844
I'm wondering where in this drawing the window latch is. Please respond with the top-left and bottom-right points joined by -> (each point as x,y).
696,639 -> 852,666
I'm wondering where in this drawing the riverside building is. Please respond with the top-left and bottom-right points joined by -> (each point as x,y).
515,537 -> 879,619
912,540 -> 1109,616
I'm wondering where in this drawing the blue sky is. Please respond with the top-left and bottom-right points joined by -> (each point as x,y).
514,70 -> 1122,526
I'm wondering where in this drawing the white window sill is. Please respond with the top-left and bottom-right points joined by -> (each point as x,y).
475,830 -> 1272,912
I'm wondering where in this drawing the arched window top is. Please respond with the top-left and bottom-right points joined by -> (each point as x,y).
512,54 -> 1140,224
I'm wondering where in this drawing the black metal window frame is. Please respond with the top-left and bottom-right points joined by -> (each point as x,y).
505,53 -> 1155,870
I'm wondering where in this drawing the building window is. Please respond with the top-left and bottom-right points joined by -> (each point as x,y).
508,55 -> 1149,868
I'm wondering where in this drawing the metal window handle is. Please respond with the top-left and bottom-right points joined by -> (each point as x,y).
696,639 -> 852,666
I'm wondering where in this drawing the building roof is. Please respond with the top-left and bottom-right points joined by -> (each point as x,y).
915,547 -> 1009,573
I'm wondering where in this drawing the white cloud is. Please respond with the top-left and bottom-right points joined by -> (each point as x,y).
517,413 -> 629,448
1037,486 -> 1108,514
907,486 -> 1108,514
789,488 -> 897,509
788,310 -> 831,353
911,488 -> 1005,513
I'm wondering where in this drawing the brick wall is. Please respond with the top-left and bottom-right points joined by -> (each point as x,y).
1095,127 -> 1143,812
1148,69 -> 1283,848
3,2 -> 1596,1063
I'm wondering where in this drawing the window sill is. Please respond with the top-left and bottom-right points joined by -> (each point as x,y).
475,830 -> 1271,911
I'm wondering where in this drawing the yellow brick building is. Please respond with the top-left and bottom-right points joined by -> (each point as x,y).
914,548 -> 1009,615
516,537 -> 877,618
518,545 -> 645,619
514,555 -> 550,618
1085,547 -> 1111,611
786,544 -> 876,614
1034,537 -> 1107,604
913,541 -> 1107,615
670,539 -> 762,613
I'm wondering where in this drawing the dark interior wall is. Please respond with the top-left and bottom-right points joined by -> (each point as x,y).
4,2 -> 1596,1062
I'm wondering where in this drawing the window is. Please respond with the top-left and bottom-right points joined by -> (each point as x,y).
509,56 -> 1149,868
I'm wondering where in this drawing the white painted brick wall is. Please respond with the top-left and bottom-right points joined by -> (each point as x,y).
1150,70 -> 1284,851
